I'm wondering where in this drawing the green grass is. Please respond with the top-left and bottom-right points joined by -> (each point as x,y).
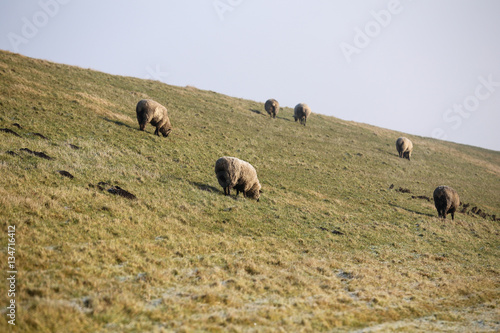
0,50 -> 499,332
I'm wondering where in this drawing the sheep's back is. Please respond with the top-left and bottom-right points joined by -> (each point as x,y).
265,99 -> 279,112
137,99 -> 168,119
238,160 -> 258,188
396,137 -> 412,152
215,157 -> 241,188
433,186 -> 459,208
294,103 -> 311,120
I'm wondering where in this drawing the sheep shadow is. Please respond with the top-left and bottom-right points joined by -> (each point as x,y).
276,116 -> 292,122
189,181 -> 220,194
249,109 -> 292,122
388,203 -> 434,217
189,181 -> 245,200
249,109 -> 263,115
377,148 -> 396,157
102,117 -> 135,130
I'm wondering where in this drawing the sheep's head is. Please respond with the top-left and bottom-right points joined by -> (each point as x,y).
160,126 -> 172,137
247,183 -> 262,201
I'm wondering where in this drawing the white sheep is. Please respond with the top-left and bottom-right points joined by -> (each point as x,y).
215,156 -> 261,201
136,99 -> 172,137
396,137 -> 413,160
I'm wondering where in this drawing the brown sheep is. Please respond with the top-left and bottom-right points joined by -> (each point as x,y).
264,99 -> 279,118
136,99 -> 172,137
433,186 -> 460,220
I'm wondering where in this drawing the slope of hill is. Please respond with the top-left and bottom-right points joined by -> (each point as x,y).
0,50 -> 499,332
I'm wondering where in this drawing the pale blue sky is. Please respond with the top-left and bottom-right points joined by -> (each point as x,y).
1,0 -> 499,151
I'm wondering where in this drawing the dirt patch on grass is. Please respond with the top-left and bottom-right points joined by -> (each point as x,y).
20,148 -> 54,160
57,170 -> 74,179
411,195 -> 432,202
89,182 -> 137,200
0,128 -> 21,137
318,226 -> 345,235
31,132 -> 48,139
460,202 -> 500,221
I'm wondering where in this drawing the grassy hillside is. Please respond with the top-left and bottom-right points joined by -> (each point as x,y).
0,50 -> 499,332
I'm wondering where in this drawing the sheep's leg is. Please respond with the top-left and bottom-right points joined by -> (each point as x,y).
451,212 -> 455,220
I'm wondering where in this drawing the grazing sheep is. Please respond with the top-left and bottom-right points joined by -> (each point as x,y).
215,156 -> 261,201
264,99 -> 280,118
433,186 -> 460,220
294,103 -> 311,126
396,137 -> 413,160
136,99 -> 172,137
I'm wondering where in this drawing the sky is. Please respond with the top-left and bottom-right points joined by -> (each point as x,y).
1,0 -> 499,151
